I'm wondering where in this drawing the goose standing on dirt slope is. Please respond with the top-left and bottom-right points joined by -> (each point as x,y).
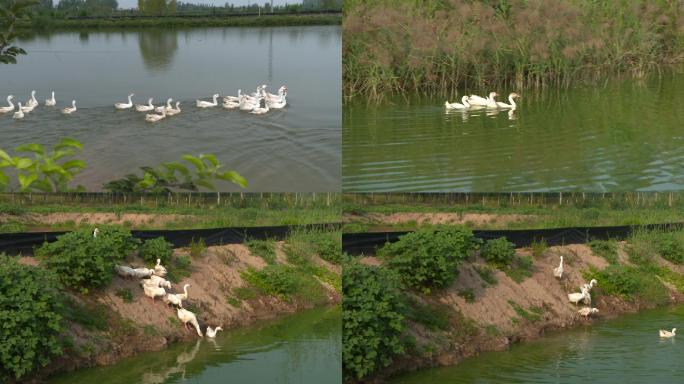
0,95 -> 14,113
143,274 -> 172,289
143,283 -> 166,302
115,265 -> 154,278
177,307 -> 203,337
445,96 -> 470,110
580,279 -> 597,292
45,91 -> 56,106
553,256 -> 564,279
568,287 -> 588,306
164,284 -> 190,307
196,94 -> 219,108
578,307 -> 599,319
206,326 -> 223,338
154,258 -> 167,277
660,328 -> 676,338
115,93 -> 135,110
13,103 -> 24,119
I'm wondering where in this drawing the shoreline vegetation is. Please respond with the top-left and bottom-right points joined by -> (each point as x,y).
19,12 -> 341,30
343,0 -> 684,102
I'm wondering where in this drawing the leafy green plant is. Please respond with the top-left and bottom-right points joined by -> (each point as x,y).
403,295 -> 451,330
246,239 -> 277,264
189,237 -> 206,258
139,236 -> 173,264
378,227 -> 480,293
343,258 -> 405,380
313,232 -> 342,264
241,265 -> 301,300
36,226 -> 140,292
0,138 -> 86,192
103,153 -> 247,193
502,255 -> 534,283
655,233 -> 684,264
115,288 -> 134,303
481,237 -> 516,265
586,265 -> 669,304
530,239 -> 548,258
0,0 -> 39,64
0,255 -> 63,381
166,255 -> 192,283
589,239 -> 619,264
474,265 -> 498,286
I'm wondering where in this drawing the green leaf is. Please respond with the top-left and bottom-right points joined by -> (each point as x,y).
181,155 -> 205,171
15,143 -> 45,155
54,138 -> 83,151
18,173 -> 37,191
13,157 -> 33,169
162,162 -> 190,177
0,149 -> 11,162
0,172 -> 8,187
199,153 -> 219,167
61,160 -> 86,171
218,171 -> 248,188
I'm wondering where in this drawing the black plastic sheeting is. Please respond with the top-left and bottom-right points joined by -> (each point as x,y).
0,223 -> 340,255
342,223 -> 684,255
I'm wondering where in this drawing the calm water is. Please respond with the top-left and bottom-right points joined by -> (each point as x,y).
49,306 -> 341,384
1,26 -> 340,191
343,72 -> 684,192
392,305 -> 684,383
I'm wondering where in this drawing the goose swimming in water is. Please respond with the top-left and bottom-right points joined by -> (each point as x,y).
155,98 -> 173,113
468,92 -> 497,107
61,100 -> 77,114
166,101 -> 181,116
223,89 -> 241,103
206,325 -> 223,338
145,108 -> 166,123
660,328 -> 676,338
13,103 -> 24,119
115,93 -> 134,110
26,90 -> 38,108
496,93 -> 520,109
196,94 -> 219,108
20,102 -> 35,113
577,307 -> 599,319
250,99 -> 269,115
0,95 -> 14,113
135,98 -> 155,112
45,91 -> 56,106
445,96 -> 470,110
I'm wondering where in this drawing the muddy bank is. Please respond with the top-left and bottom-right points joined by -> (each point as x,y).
25,242 -> 340,382
363,243 -> 684,381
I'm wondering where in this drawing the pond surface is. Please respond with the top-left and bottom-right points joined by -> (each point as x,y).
343,71 -> 684,192
1,26 -> 340,192
49,306 -> 341,384
392,304 -> 684,383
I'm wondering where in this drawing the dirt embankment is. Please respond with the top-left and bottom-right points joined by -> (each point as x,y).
344,212 -> 535,229
0,212 -> 195,229
27,242 -> 340,381
362,243 -> 684,380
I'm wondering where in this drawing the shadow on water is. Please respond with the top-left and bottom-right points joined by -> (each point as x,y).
138,30 -> 178,72
49,306 -> 341,384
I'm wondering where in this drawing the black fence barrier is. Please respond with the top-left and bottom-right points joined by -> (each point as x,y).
342,222 -> 684,255
0,223 -> 340,255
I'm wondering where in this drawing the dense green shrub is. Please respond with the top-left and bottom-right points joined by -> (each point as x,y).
0,255 -> 64,381
246,239 -> 277,264
242,265 -> 300,298
343,259 -> 405,380
139,237 -> 173,264
315,233 -> 342,264
167,255 -> 192,283
588,265 -> 668,304
36,226 -> 140,292
481,237 -> 516,265
655,233 -> 684,264
378,227 -> 479,293
589,239 -> 619,264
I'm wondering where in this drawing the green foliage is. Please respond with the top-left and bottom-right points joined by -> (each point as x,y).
655,233 -> 684,264
403,295 -> 451,330
481,237 -> 516,265
139,236 -> 173,264
508,300 -> 542,323
246,239 -> 277,264
379,227 -> 480,293
241,264 -> 325,302
166,255 -> 192,283
0,255 -> 63,381
343,259 -> 405,380
115,288 -> 133,303
36,226 -> 140,292
103,153 -> 247,193
458,288 -> 475,303
61,297 -> 109,331
586,265 -> 669,304
501,255 -> 534,283
188,237 -> 206,258
589,239 -> 619,264
0,138 -> 86,192
313,232 -> 342,264
530,239 -> 548,258
473,265 -> 498,286
0,0 -> 39,64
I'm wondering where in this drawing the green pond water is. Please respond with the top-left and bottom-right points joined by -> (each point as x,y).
48,306 -> 341,384
343,71 -> 684,192
392,304 -> 684,383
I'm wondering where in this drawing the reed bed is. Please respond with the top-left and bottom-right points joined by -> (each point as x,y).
343,0 -> 684,102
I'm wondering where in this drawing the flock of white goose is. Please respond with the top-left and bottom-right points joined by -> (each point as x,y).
552,255 -> 676,338
445,91 -> 520,110
114,251 -> 221,339
0,84 -> 288,122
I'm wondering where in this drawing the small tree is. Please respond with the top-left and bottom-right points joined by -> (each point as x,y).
0,0 -> 39,64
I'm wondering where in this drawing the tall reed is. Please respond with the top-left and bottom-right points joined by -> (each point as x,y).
343,0 -> 684,102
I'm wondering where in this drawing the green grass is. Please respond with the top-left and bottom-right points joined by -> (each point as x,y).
188,238 -> 206,258
589,239 -> 619,264
61,298 -> 109,331
166,255 -> 192,283
473,265 -> 498,286
508,300 -> 542,323
246,239 -> 277,264
403,296 -> 451,331
115,288 -> 133,303
458,288 -> 475,303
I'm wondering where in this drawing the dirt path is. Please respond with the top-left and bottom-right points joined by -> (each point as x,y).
344,212 -> 535,227
0,212 -> 195,228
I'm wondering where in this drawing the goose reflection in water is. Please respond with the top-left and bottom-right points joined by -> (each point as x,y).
141,339 -> 201,384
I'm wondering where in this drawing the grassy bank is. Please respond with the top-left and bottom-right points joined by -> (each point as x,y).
20,13 -> 340,30
343,192 -> 684,232
0,193 -> 341,232
1,224 -> 341,382
342,226 -> 684,382
343,0 -> 684,101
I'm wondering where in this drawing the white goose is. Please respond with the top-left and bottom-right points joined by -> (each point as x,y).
143,284 -> 166,302
250,85 -> 265,98
580,279 -> 598,292
164,284 -> 190,307
135,98 -> 155,112
660,328 -> 676,338
145,108 -> 166,123
20,102 -> 35,113
177,307 -> 203,337
26,90 -> 38,108
0,95 -> 14,113
13,103 -> 24,119
577,307 -> 599,319
166,101 -> 182,116
223,89 -> 242,103
115,93 -> 135,110
196,94 -> 219,108
266,96 -> 286,109
62,100 -> 77,114
496,92 -> 520,109
45,91 -> 56,106
266,85 -> 287,100
206,326 -> 223,338
553,256 -> 563,279
239,95 -> 259,111
154,258 -> 167,277
445,96 -> 470,110
223,99 -> 240,109
568,287 -> 588,306
468,91 -> 497,107
142,274 -> 171,289
155,98 -> 173,113
250,100 -> 269,115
